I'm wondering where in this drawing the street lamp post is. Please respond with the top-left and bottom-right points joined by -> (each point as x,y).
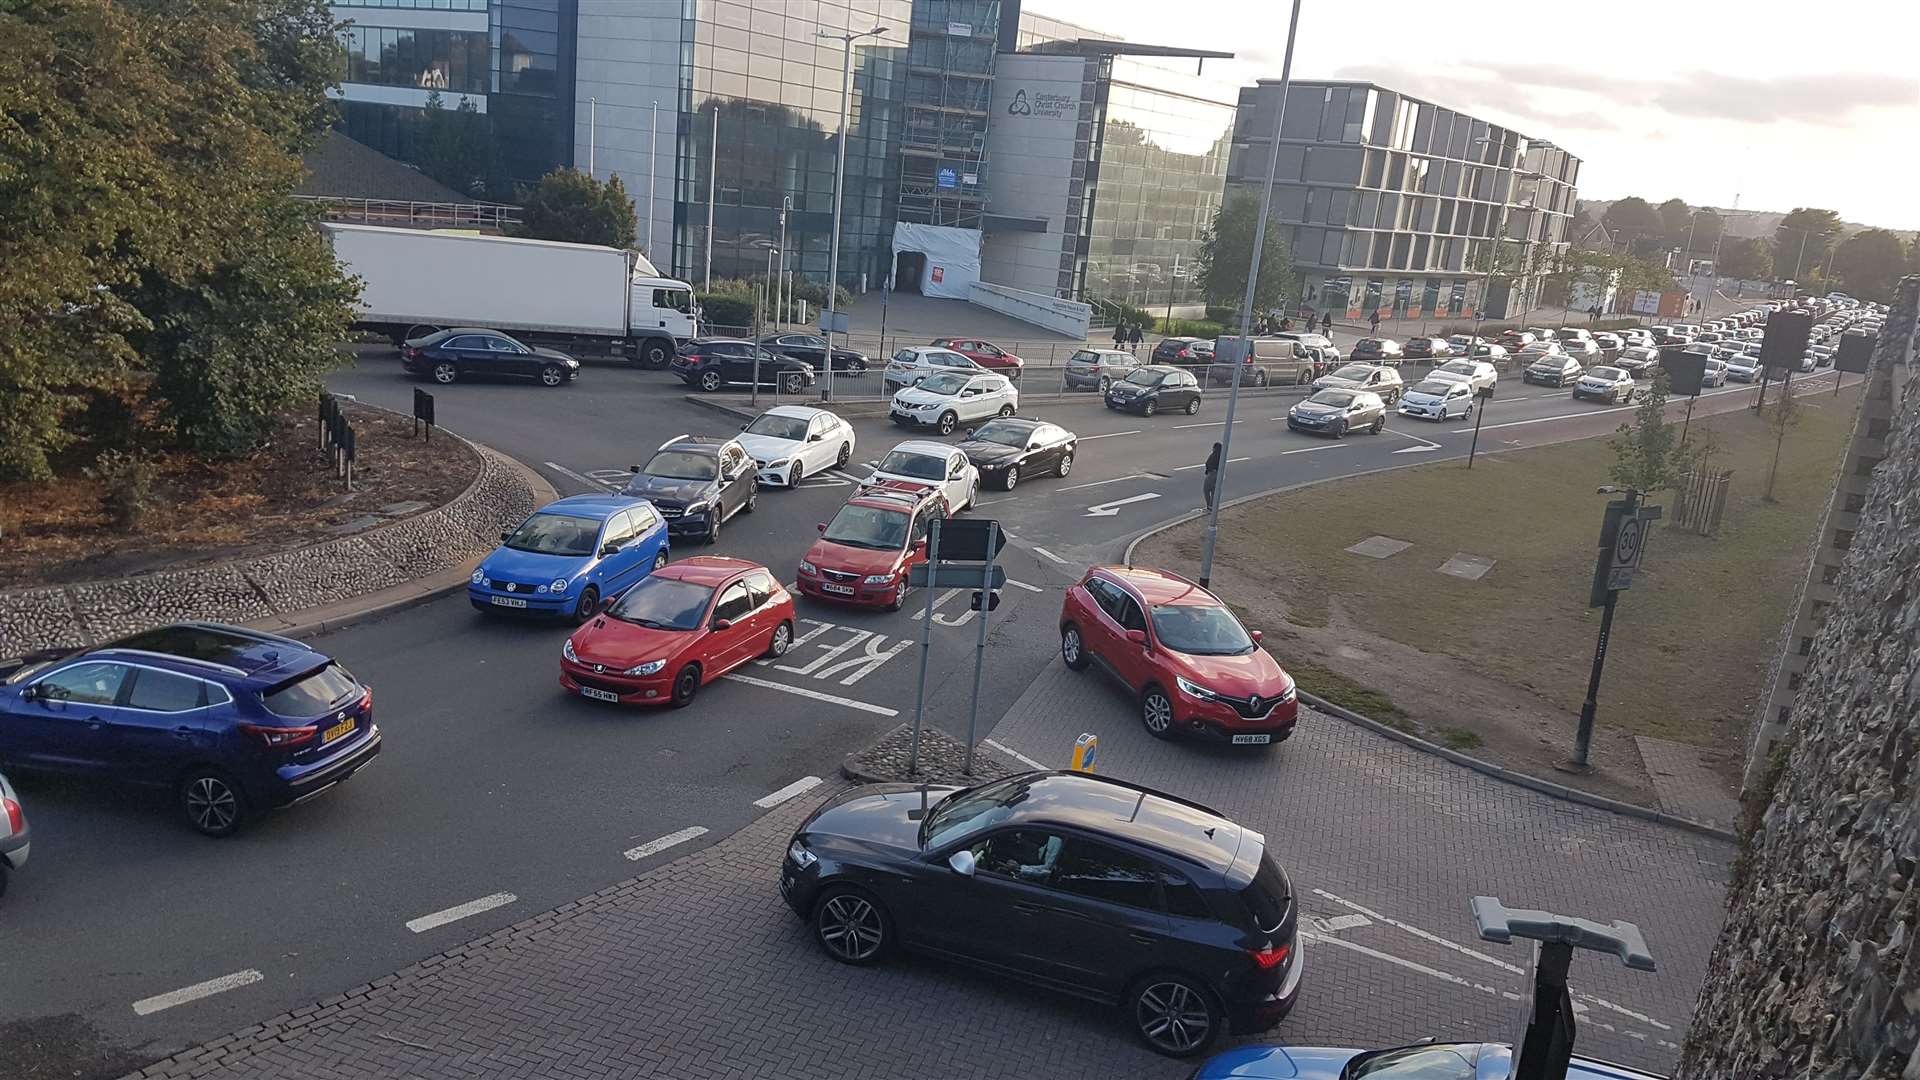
704,107 -> 717,293
647,101 -> 658,257
1196,0 -> 1303,590
777,195 -> 791,330
817,24 -> 889,402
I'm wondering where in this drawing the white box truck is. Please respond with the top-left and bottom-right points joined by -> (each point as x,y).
324,223 -> 699,368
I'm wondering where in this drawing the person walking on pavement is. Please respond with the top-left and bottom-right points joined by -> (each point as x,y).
1113,322 -> 1126,349
1129,323 -> 1143,351
1320,311 -> 1333,334
1369,310 -> 1381,335
1203,441 -> 1222,510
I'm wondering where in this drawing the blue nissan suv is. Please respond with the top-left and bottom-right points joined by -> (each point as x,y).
0,622 -> 380,836
470,494 -> 670,621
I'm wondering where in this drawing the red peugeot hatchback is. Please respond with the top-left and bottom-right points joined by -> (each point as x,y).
1059,566 -> 1298,746
560,557 -> 795,708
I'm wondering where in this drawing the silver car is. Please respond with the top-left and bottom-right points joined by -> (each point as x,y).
1312,362 -> 1404,405
1,770 -> 27,899
1064,348 -> 1140,392
1397,378 -> 1476,421
1287,388 -> 1388,438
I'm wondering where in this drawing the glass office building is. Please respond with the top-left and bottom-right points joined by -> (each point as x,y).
1227,80 -> 1580,323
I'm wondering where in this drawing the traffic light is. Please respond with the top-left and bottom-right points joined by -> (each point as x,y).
969,590 -> 1001,612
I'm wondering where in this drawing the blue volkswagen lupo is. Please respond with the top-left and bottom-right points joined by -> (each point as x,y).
470,494 -> 670,621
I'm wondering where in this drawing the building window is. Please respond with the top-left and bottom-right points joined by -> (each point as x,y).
342,26 -> 490,95
336,0 -> 487,9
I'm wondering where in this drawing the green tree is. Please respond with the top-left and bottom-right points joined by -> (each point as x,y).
1602,197 -> 1662,249
420,91 -> 494,198
1760,374 -> 1802,503
1684,209 -> 1722,253
1718,236 -> 1773,282
1194,194 -> 1297,318
512,169 -> 639,249
1658,198 -> 1692,244
1607,367 -> 1679,492
1773,207 -> 1843,280
1830,228 -> 1907,302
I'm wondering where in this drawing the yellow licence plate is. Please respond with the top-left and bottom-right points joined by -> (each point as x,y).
322,717 -> 356,744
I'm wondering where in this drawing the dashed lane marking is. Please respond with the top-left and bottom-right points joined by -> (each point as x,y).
405,892 -> 518,934
1077,429 -> 1142,441
753,776 -> 824,808
132,970 -> 264,1016
1005,578 -> 1044,593
1174,419 -> 1243,429
721,673 -> 898,716
1057,473 -> 1152,492
1280,443 -> 1350,455
623,825 -> 709,862
1173,457 -> 1248,472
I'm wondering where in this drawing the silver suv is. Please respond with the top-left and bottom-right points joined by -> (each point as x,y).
1064,348 -> 1140,392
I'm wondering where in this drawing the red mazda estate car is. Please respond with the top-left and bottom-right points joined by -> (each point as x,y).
1059,566 -> 1298,746
796,483 -> 945,611
560,557 -> 795,708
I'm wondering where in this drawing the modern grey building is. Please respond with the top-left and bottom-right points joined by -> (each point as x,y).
1228,80 -> 1580,324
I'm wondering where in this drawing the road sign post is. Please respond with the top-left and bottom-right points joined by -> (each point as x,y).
906,518 -> 943,776
961,521 -> 1000,775
1570,489 -> 1661,771
905,518 -> 1004,776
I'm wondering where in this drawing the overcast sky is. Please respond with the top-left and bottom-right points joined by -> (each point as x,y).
1035,0 -> 1920,231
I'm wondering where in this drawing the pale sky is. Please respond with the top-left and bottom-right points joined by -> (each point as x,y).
1035,0 -> 1920,231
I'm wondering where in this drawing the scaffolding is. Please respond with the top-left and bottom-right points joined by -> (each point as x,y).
897,2 -> 997,230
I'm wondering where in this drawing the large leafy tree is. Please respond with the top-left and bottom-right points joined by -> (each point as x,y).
1773,207 -> 1844,280
1602,197 -> 1662,249
1830,228 -> 1906,302
1658,198 -> 1692,244
1718,236 -> 1774,282
512,169 -> 639,249
1193,193 -> 1297,318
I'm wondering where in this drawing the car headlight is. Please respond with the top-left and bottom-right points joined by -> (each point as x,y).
562,638 -> 578,662
788,839 -> 818,869
1278,683 -> 1297,704
685,500 -> 709,515
550,578 -> 569,593
798,560 -> 818,575
624,659 -> 667,676
863,573 -> 895,585
1176,675 -> 1222,701
767,458 -> 789,470
471,568 -> 486,585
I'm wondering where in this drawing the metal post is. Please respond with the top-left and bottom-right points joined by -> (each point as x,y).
1165,253 -> 1180,331
1198,0 -> 1302,589
647,101 -> 658,257
587,97 -> 596,176
963,522 -> 998,776
777,196 -> 790,329
1467,391 -> 1488,468
907,518 -> 942,775
1572,591 -> 1616,769
704,106 -> 716,293
821,30 -> 867,402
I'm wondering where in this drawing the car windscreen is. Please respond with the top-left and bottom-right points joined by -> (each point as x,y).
917,372 -> 969,395
823,505 -> 909,550
1411,381 -> 1458,396
1590,367 -> 1624,380
1329,364 -> 1374,380
261,663 -> 360,718
1306,390 -> 1357,408
1121,369 -> 1165,387
504,513 -> 600,556
744,414 -> 809,441
877,450 -> 946,480
967,422 -> 1029,448
922,775 -> 1032,848
1150,604 -> 1256,655
605,576 -> 714,630
644,450 -> 718,481
1439,361 -> 1475,375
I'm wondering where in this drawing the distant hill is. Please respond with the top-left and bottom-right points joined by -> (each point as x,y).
1578,199 -> 1914,244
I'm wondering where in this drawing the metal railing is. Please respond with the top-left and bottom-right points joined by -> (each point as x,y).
298,196 -> 522,231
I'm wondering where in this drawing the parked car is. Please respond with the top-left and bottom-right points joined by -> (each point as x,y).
889,371 -> 1018,436
1614,345 -> 1659,376
1619,328 -> 1654,349
1397,378 -> 1476,422
797,483 -> 943,611
401,327 -> 580,387
622,435 -> 757,544
865,440 -> 979,513
472,494 -> 671,620
1401,336 -> 1452,361
1523,354 -> 1584,387
672,339 -> 814,395
884,346 -> 985,393
1349,338 -> 1403,364
780,769 -> 1303,1057
1525,326 -> 1556,345
0,622 -> 380,836
929,337 -> 1023,373
1591,332 -> 1624,361
956,418 -> 1076,491
1699,355 -> 1729,387
1496,329 -> 1537,350
758,333 -> 868,374
560,557 -> 796,708
1265,332 -> 1341,366
1428,358 -> 1498,395
735,405 -> 855,488
1064,348 -> 1141,392
1106,365 -> 1203,417
1193,1041 -> 1663,1080
1554,328 -> 1599,360
0,770 -> 27,897
1460,341 -> 1509,363
1312,362 -> 1403,405
1725,354 -> 1763,382
1572,365 -> 1636,404
1288,389 -> 1388,438
1151,337 -> 1212,366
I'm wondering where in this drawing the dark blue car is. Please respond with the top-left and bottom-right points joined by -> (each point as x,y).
1193,1041 -> 1664,1079
469,494 -> 671,621
0,622 -> 380,837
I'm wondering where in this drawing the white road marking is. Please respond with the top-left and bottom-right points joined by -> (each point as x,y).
1077,429 -> 1142,441
829,468 -> 872,484
722,673 -> 898,715
1174,420 -> 1243,429
911,589 -> 963,621
753,776 -> 824,808
1057,473 -> 1152,492
1444,376 -> 1838,435
1174,456 -> 1248,472
983,738 -> 1049,770
1005,578 -> 1043,593
1320,913 -> 1373,932
623,825 -> 708,862
1086,492 -> 1162,517
405,892 -> 518,934
1379,427 -> 1440,449
1280,443 -> 1349,455
132,970 -> 263,1016
1032,546 -> 1068,564
1300,929 -> 1512,999
544,461 -> 614,491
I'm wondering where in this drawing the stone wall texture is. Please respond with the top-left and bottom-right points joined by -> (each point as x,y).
0,437 -> 537,658
1677,278 -> 1920,1080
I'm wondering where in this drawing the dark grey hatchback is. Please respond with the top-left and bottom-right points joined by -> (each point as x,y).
780,771 -> 1303,1058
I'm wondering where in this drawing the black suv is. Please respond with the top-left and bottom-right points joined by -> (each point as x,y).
671,339 -> 815,395
780,771 -> 1303,1058
621,435 -> 756,544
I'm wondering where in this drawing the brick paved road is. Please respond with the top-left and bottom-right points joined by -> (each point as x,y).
129,663 -> 1729,1080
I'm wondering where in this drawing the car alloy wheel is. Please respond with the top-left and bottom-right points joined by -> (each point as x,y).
1131,975 -> 1218,1057
836,441 -> 852,468
937,411 -> 958,436
706,509 -> 722,544
1002,465 -> 1018,491
670,663 -> 701,707
764,620 -> 793,658
181,771 -> 245,837
1057,451 -> 1073,477
788,463 -> 802,487
779,373 -> 803,394
997,404 -> 1015,417
814,889 -> 888,964
699,369 -> 723,392
1370,416 -> 1385,434
1061,625 -> 1089,671
1099,376 -> 1111,394
432,361 -> 458,384
1184,398 -> 1199,415
1142,400 -> 1156,417
652,551 -> 668,571
540,364 -> 565,387
1141,687 -> 1174,737
573,586 -> 600,623
1333,420 -> 1348,439
742,483 -> 757,514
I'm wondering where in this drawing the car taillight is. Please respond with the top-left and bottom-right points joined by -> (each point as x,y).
358,688 -> 373,712
239,723 -> 318,749
402,346 -> 421,359
3,797 -> 22,834
1248,944 -> 1291,970
1178,348 -> 1192,358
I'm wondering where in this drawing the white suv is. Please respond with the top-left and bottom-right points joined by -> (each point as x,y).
884,346 -> 983,393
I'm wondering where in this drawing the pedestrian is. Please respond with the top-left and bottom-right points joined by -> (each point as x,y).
1369,310 -> 1381,335
1320,311 -> 1333,334
1203,441 -> 1222,510
1112,322 -> 1125,348
1129,323 -> 1143,351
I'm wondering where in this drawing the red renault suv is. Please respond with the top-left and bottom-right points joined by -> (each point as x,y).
1059,566 -> 1298,746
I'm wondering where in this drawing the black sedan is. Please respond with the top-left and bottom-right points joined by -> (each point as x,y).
780,771 -> 1304,1058
1106,365 -> 1203,417
672,339 -> 815,395
956,418 -> 1076,491
758,333 -> 869,375
401,328 -> 580,387
620,435 -> 757,543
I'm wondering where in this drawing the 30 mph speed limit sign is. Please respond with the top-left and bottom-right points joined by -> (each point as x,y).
1591,500 -> 1663,606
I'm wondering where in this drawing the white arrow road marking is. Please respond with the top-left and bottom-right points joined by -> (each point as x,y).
1380,427 -> 1441,449
1085,492 -> 1162,517
1174,457 -> 1248,472
132,970 -> 263,1016
1005,578 -> 1043,592
544,461 -> 615,490
1078,429 -> 1142,441
406,892 -> 518,934
1058,473 -> 1153,492
1031,547 -> 1068,564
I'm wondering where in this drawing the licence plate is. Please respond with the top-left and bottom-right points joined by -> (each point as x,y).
822,583 -> 856,595
1231,733 -> 1272,745
322,717 -> 356,744
490,596 -> 527,608
580,687 -> 620,703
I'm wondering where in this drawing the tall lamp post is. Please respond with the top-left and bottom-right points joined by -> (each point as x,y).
777,195 -> 791,330
1196,0 -> 1303,589
817,23 -> 890,402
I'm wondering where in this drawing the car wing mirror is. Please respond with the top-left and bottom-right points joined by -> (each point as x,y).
1126,629 -> 1148,646
600,541 -> 621,556
809,433 -> 823,442
912,538 -> 928,553
19,684 -> 38,701
500,531 -> 511,542
963,427 -> 975,438
948,850 -> 977,876
628,465 -> 640,473
1250,629 -> 1263,644
712,618 -> 733,631
817,522 -> 828,533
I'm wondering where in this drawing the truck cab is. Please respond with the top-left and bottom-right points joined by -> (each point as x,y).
630,274 -> 698,367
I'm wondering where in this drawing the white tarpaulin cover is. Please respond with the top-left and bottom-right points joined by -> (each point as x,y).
891,222 -> 980,300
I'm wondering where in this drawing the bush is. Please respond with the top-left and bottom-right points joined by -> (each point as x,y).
85,449 -> 157,532
1153,318 -> 1224,338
